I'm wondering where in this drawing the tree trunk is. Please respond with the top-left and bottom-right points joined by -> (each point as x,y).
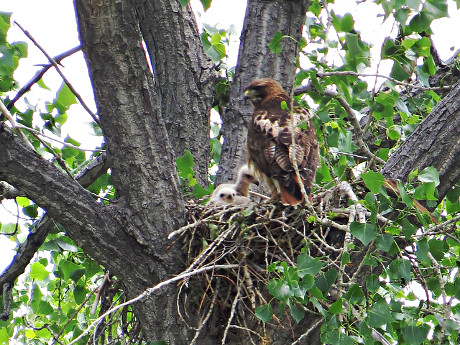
382,80 -> 460,202
216,0 -> 310,184
133,0 -> 219,186
73,0 -> 190,341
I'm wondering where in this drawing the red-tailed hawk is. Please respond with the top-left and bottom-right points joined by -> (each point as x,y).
207,186 -> 236,206
213,164 -> 258,197
244,78 -> 319,205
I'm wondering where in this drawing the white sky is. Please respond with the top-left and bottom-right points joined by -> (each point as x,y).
1,0 -> 460,272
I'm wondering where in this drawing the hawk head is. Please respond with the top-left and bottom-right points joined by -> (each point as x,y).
237,164 -> 259,186
216,187 -> 236,203
243,78 -> 286,105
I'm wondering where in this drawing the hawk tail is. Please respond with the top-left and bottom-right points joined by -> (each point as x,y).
279,175 -> 309,206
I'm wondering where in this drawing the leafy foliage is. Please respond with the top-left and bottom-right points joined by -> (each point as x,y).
1,0 -> 460,344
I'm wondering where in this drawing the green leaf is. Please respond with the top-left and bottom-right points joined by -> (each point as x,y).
402,325 -> 430,345
299,274 -> 315,291
409,12 -> 432,32
289,301 -> 305,323
315,268 -> 337,293
177,0 -> 189,7
429,239 -> 448,261
54,238 -> 79,252
255,303 -> 273,322
376,233 -> 394,252
54,83 -> 77,114
397,181 -> 413,208
322,330 -> 354,345
268,30 -> 283,54
329,298 -> 343,315
70,269 -> 86,283
37,300 -> 53,315
267,279 -> 293,302
413,182 -> 437,200
350,222 -> 377,246
361,171 -> 385,194
59,260 -> 82,281
390,62 -> 411,81
423,0 -> 448,19
176,149 -> 195,179
0,327 -> 10,343
343,283 -> 365,305
74,285 -> 87,304
365,274 -> 380,292
200,0 -> 212,10
340,251 -> 350,267
297,253 -> 324,278
418,166 -> 440,186
427,277 -> 442,297
389,259 -> 412,283
402,218 -> 417,238
416,238 -> 430,265
30,262 -> 50,281
341,14 -> 354,32
366,300 -> 394,327
192,184 -> 212,198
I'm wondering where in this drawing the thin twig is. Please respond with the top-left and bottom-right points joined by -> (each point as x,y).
317,71 -> 453,91
15,124 -> 105,152
0,101 -> 35,150
221,278 -> 241,344
67,264 -> 239,345
14,21 -> 100,126
6,46 -> 81,110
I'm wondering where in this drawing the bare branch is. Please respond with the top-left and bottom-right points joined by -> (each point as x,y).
6,46 -> 81,110
14,21 -> 100,126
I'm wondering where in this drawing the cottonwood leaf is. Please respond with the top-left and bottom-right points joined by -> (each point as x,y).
30,262 -> 49,281
350,222 -> 377,246
418,166 -> 440,186
255,303 -> 273,322
361,171 -> 385,194
401,325 -> 429,345
367,300 -> 394,327
297,253 -> 324,278
268,30 -> 283,54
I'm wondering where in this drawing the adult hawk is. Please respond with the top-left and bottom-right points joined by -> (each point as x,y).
244,78 -> 319,205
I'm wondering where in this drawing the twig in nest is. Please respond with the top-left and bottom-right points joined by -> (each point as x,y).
221,275 -> 242,344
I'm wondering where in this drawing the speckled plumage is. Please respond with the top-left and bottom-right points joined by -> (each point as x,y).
244,78 -> 319,205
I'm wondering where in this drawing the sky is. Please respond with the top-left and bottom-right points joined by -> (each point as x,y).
1,0 -> 460,272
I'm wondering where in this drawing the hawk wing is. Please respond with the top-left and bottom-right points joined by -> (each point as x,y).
247,105 -> 318,205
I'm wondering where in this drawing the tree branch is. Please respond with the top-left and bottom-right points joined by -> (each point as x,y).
6,46 -> 81,110
14,22 -> 100,126
0,153 -> 109,303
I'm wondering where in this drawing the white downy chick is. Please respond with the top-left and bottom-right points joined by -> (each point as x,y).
214,164 -> 258,197
207,186 -> 236,206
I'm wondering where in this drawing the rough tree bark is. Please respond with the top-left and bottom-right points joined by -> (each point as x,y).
2,0 -> 460,344
382,80 -> 460,201
216,0 -> 311,184
74,0 -> 191,341
132,0 -> 219,186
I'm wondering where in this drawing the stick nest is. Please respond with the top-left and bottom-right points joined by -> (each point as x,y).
170,182 -> 373,343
